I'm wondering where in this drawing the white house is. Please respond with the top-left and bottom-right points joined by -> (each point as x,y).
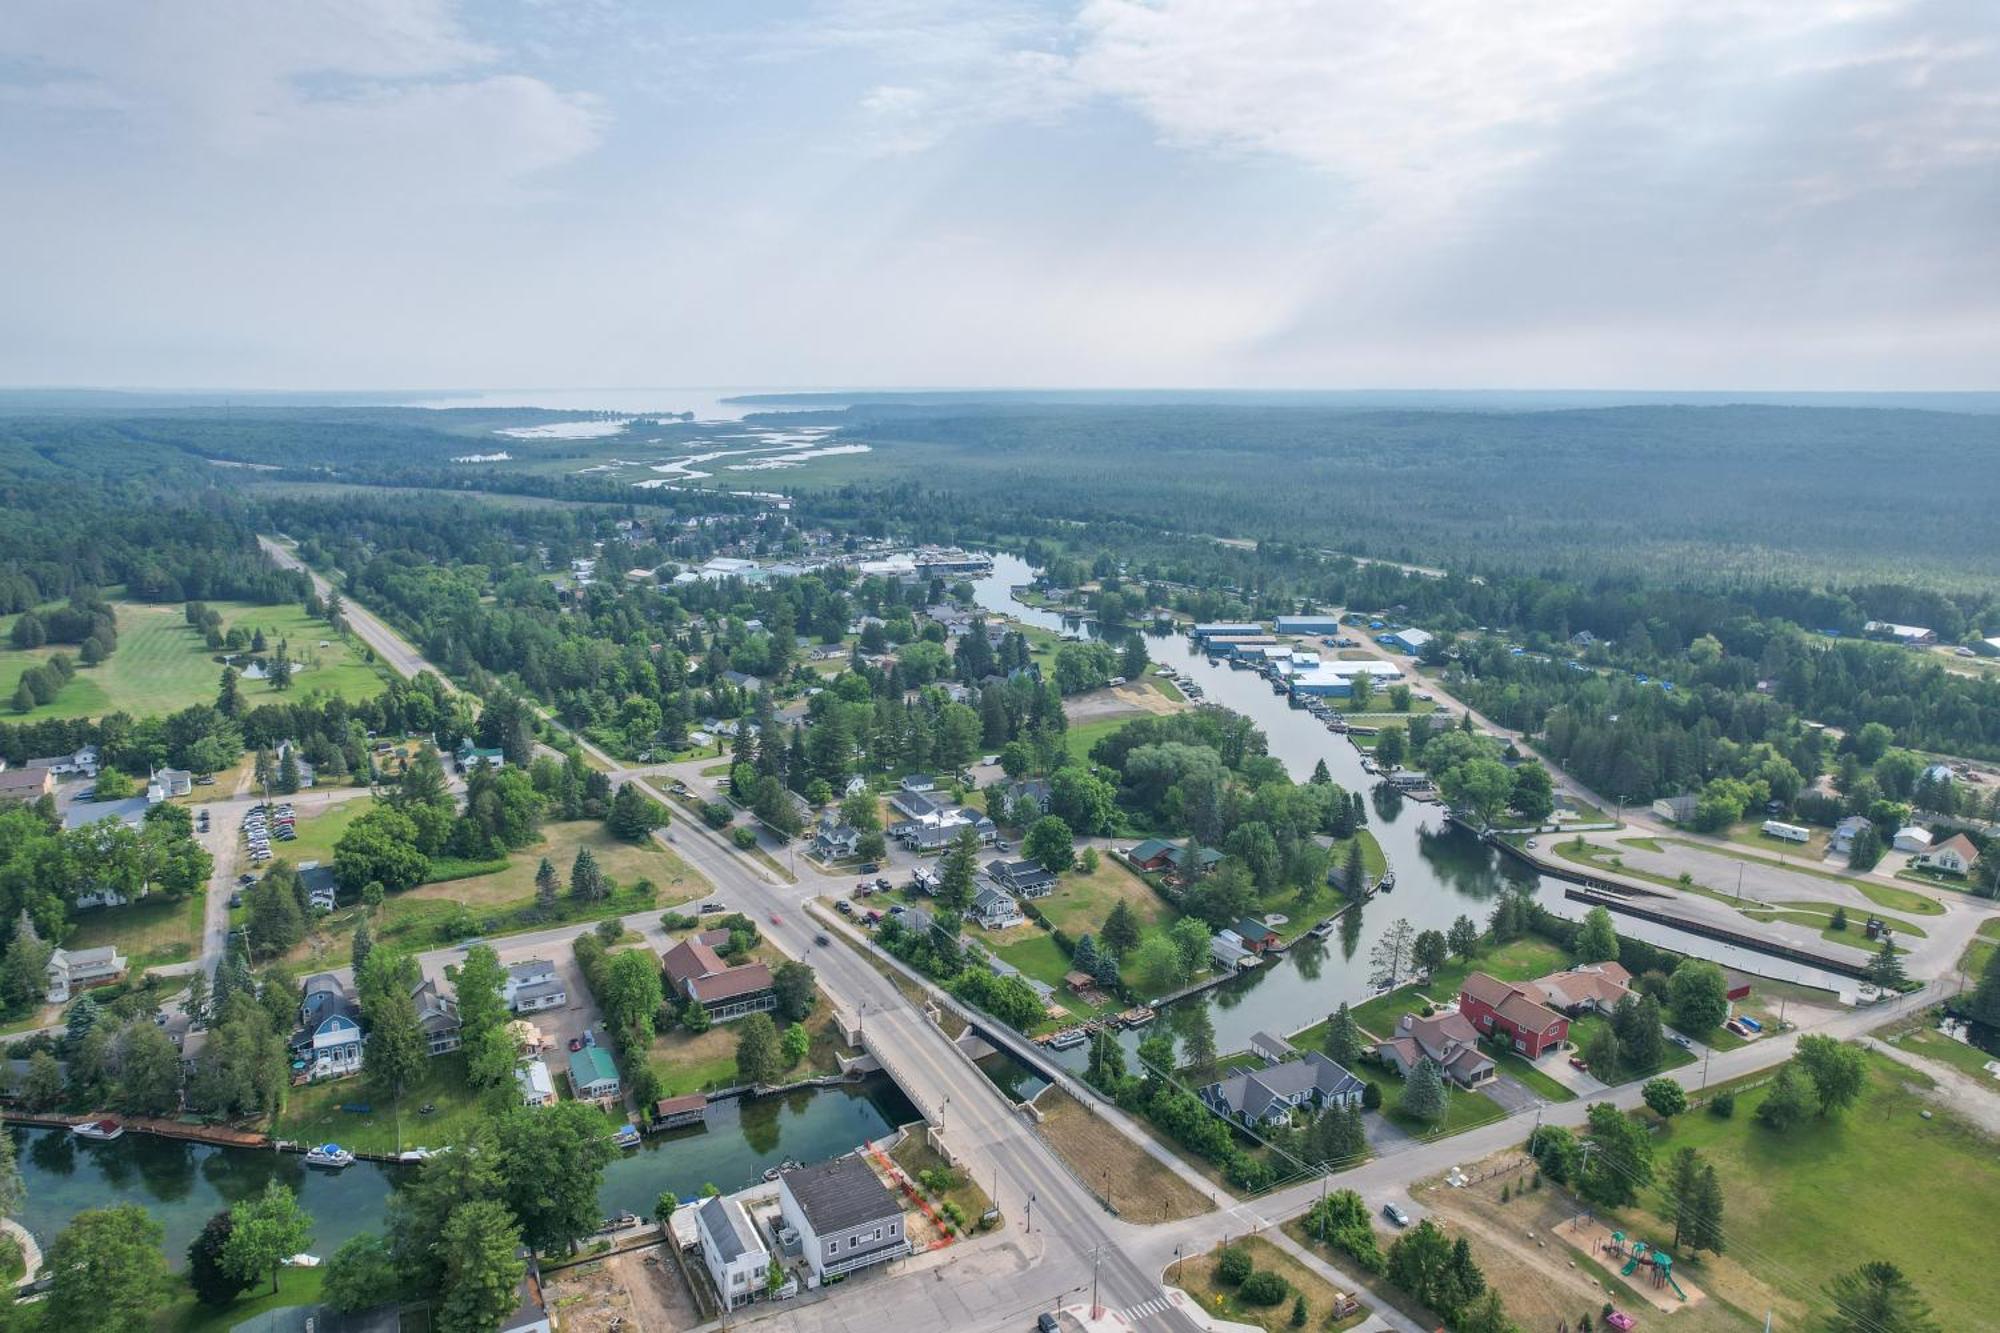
1892,826 -> 1933,854
504,959 -> 567,1013
970,885 -> 1025,930
516,1058 -> 556,1107
696,1195 -> 771,1312
44,945 -> 127,1003
1917,833 -> 1979,876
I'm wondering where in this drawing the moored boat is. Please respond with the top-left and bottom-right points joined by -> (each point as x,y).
303,1142 -> 355,1169
70,1118 -> 124,1142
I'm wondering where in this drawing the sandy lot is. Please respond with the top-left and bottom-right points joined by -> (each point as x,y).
545,1245 -> 703,1333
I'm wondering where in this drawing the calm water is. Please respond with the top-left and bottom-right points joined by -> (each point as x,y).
968,552 -> 1852,1065
9,1075 -> 916,1258
974,1049 -> 1052,1104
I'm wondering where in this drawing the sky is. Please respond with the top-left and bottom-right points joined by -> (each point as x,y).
1,0 -> 1995,392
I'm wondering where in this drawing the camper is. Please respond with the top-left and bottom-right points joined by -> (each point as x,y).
1760,820 -> 1810,843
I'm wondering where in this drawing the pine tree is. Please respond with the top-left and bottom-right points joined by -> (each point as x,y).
1668,1146 -> 1703,1249
1323,1002 -> 1365,1065
534,858 -> 560,918
1102,900 -> 1141,955
1342,841 -> 1366,896
1402,1056 -> 1447,1123
183,970 -> 209,1029
935,828 -> 978,917
1866,937 -> 1907,990
1690,1164 -> 1726,1255
1073,934 -> 1100,975
215,667 -> 243,718
569,847 -> 607,901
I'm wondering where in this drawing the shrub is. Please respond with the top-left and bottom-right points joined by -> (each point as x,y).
1361,1082 -> 1383,1110
701,802 -> 733,829
731,827 -> 758,849
1216,1246 -> 1252,1286
1709,1090 -> 1736,1119
660,911 -> 698,931
1239,1271 -> 1289,1306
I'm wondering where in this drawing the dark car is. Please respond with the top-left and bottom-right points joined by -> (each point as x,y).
874,877 -> 892,891
1038,1314 -> 1060,1333
858,862 -> 880,875
568,1037 -> 583,1052
814,933 -> 831,947
698,902 -> 726,914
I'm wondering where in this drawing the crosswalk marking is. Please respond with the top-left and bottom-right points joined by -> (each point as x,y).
1122,1296 -> 1171,1320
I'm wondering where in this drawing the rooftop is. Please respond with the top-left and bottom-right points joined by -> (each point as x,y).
781,1154 -> 901,1234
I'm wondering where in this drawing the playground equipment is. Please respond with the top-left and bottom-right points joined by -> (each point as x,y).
1619,1240 -> 1689,1301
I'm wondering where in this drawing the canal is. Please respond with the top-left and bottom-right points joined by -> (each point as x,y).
968,552 -> 1853,1064
9,1074 -> 917,1260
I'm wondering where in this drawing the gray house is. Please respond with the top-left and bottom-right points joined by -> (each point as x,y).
778,1156 -> 908,1282
1198,1051 -> 1366,1127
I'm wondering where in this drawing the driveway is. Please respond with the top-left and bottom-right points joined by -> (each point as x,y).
1478,1077 -> 1540,1114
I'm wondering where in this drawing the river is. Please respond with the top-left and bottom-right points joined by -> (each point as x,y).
966,552 -> 1852,1063
9,1075 -> 915,1260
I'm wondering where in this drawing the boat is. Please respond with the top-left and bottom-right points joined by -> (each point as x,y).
1117,1006 -> 1157,1028
611,1124 -> 643,1149
1375,871 -> 1396,893
303,1143 -> 355,1169
70,1118 -> 124,1142
1046,1028 -> 1089,1050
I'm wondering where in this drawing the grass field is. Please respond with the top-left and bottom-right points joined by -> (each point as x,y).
1880,1020 -> 2000,1082
1658,836 -> 1948,915
1957,917 -> 2000,976
1033,1086 -> 1213,1224
271,1051 -> 500,1156
0,599 -> 386,723
1618,1053 -> 1999,1330
64,889 -> 206,968
1034,854 -> 1174,939
162,1266 -> 325,1333
1565,1012 -> 1698,1080
1346,1060 -> 1509,1137
1169,1236 -> 1369,1333
649,974 -> 847,1097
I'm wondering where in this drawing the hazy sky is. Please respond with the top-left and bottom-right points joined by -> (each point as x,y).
3,0 -> 1995,390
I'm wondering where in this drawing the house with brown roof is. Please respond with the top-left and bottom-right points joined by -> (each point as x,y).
662,929 -> 777,1022
1374,1010 -> 1496,1087
1458,972 -> 1569,1058
0,768 -> 54,804
1529,962 -> 1633,1016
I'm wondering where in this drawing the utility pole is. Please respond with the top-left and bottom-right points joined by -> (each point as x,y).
1699,1045 -> 1712,1091
1090,1245 -> 1103,1320
1026,1191 -> 1035,1235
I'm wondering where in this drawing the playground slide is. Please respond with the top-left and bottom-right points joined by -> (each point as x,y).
1664,1273 -> 1689,1301
1620,1254 -> 1642,1277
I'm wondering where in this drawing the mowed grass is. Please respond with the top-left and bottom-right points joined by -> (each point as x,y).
1169,1235 -> 1369,1333
64,889 -> 206,968
1881,1022 -> 2000,1083
271,1051 -> 502,1156
1628,1054 -> 2000,1330
162,1266 -> 325,1333
1338,936 -> 1569,1040
0,600 -> 386,723
1035,854 -> 1174,938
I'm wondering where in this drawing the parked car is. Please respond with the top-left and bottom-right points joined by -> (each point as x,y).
1038,1315 -> 1060,1333
568,1037 -> 583,1052
858,862 -> 880,875
698,902 -> 726,914
1669,1033 -> 1693,1049
835,900 -> 854,916
1568,1055 -> 1589,1071
874,877 -> 891,891
1382,1203 -> 1411,1227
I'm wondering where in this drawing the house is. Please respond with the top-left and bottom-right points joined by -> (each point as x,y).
1232,918 -> 1280,954
302,1010 -> 364,1080
661,930 -> 778,1022
299,861 -> 340,913
1651,793 -> 1700,825
1570,630 -> 1597,647
504,960 -> 568,1014
1374,1011 -> 1495,1086
721,670 -> 764,692
1458,973 -> 1570,1058
1864,621 -> 1936,645
1126,838 -> 1178,871
809,822 -> 863,861
1275,615 -> 1342,636
889,806 -> 996,853
455,740 -> 506,773
652,1093 -> 708,1129
970,885 -> 1025,930
1198,1051 -> 1365,1127
1528,963 -> 1632,1015
411,978 -> 462,1055
900,774 -> 938,794
1918,832 -> 1979,876
1161,844 -> 1225,877
44,945 -> 128,1004
1892,826 -> 1933,854
697,1194 -> 772,1312
1831,816 -> 1873,854
152,767 -> 194,798
1382,628 -> 1434,654
61,796 -> 152,830
0,768 -> 55,804
890,789 -> 942,820
778,1155 -> 909,1282
999,779 -> 1053,817
986,858 -> 1057,898
568,1046 -> 621,1101
497,1270 -> 554,1333
516,1058 -> 556,1107
26,745 -> 98,777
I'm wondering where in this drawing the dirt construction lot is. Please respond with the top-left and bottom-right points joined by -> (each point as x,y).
545,1246 -> 702,1332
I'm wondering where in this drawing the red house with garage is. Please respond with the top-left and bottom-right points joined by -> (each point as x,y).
1458,972 -> 1569,1059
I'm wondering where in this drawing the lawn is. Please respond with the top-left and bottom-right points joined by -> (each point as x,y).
985,928 -> 1125,1028
1033,1087 -> 1213,1224
1619,1053 -> 2000,1331
1564,1013 -> 1698,1081
1491,1048 -> 1577,1102
1034,854 -> 1174,939
649,979 -> 849,1097
1956,917 -> 2000,977
0,599 -> 387,724
1658,836 -> 1947,914
64,888 -> 206,968
1063,714 -> 1128,763
1169,1235 -> 1369,1333
161,1266 -> 325,1333
1880,1021 -> 2000,1083
271,1051 -> 501,1155
1345,1061 -> 1509,1138
1339,937 -> 1569,1040
890,1132 -> 997,1228
270,795 -> 373,866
